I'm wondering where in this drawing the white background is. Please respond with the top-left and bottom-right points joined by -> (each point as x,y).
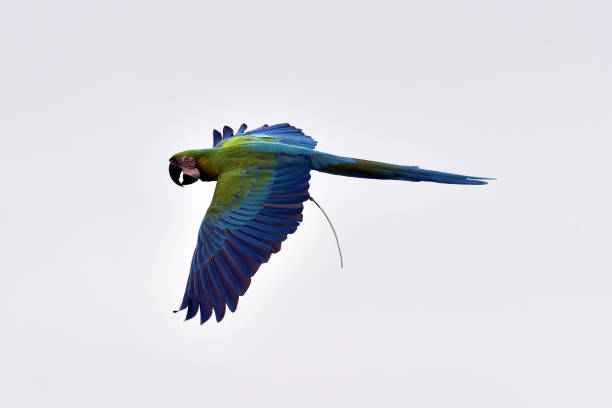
2,1 -> 611,406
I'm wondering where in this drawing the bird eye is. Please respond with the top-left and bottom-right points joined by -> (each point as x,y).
180,156 -> 195,167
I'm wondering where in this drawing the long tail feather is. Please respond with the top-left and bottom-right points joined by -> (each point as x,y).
310,153 -> 492,185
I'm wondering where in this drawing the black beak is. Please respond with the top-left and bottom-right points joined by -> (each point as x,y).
169,163 -> 182,186
169,163 -> 198,186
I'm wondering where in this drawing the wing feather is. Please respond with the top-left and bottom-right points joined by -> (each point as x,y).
176,157 -> 311,323
213,123 -> 317,149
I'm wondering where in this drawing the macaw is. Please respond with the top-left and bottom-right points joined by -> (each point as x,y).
169,123 -> 490,324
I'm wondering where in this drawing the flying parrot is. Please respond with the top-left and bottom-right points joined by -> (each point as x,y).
169,123 -> 490,324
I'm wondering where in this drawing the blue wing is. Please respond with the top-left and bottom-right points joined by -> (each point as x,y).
212,123 -> 318,150
176,157 -> 312,323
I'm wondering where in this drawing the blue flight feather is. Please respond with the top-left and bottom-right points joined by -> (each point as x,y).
213,129 -> 222,147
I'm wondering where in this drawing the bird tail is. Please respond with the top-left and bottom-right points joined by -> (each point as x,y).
309,152 -> 491,185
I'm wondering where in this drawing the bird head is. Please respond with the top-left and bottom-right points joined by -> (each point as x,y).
169,152 -> 202,187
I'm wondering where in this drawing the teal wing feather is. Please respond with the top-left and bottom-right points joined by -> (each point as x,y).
213,123 -> 318,149
177,156 -> 311,323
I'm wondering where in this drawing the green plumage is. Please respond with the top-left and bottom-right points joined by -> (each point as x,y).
169,123 -> 491,324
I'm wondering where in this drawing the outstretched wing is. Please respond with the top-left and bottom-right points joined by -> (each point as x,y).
213,123 -> 318,150
176,157 -> 311,323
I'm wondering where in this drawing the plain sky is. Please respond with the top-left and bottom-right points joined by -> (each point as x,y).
1,1 -> 611,407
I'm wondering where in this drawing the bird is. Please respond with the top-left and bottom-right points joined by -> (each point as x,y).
169,123 -> 491,324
